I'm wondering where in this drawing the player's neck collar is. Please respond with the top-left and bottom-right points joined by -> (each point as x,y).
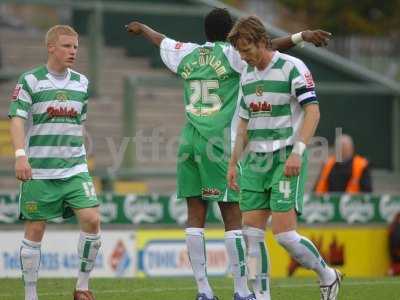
46,64 -> 68,79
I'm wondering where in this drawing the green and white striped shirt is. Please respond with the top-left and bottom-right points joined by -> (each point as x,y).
239,51 -> 318,153
160,37 -> 246,149
9,65 -> 89,179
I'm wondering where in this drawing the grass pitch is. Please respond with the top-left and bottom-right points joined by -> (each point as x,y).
1,277 -> 400,300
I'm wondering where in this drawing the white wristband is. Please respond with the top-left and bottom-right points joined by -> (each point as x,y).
292,141 -> 306,156
15,149 -> 26,158
291,32 -> 304,44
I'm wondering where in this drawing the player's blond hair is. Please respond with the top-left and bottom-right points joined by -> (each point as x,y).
228,16 -> 271,48
45,25 -> 78,46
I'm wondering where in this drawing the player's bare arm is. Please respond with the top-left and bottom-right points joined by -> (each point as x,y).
284,103 -> 320,177
125,21 -> 165,47
271,29 -> 332,51
228,117 -> 249,191
10,116 -> 32,181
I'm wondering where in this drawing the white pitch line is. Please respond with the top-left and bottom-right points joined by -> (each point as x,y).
1,279 -> 399,298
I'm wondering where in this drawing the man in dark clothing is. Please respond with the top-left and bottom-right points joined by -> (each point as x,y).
389,212 -> 400,276
315,134 -> 372,193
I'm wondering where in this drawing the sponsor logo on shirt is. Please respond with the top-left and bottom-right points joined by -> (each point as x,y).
47,106 -> 78,118
48,91 -> 78,118
304,72 -> 315,88
11,84 -> 22,101
249,101 -> 272,117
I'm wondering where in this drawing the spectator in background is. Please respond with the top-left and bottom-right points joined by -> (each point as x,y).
314,134 -> 372,194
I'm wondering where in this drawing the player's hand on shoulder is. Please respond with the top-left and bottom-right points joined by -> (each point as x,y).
302,29 -> 332,47
125,21 -> 143,35
284,153 -> 302,177
15,156 -> 32,181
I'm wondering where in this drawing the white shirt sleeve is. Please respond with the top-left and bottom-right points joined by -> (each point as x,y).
290,59 -> 318,106
221,44 -> 247,74
160,37 -> 199,73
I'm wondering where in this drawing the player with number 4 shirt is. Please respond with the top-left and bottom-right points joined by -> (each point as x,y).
227,16 -> 342,300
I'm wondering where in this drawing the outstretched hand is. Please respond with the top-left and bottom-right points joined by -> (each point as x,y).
302,30 -> 332,47
124,21 -> 165,47
125,21 -> 143,35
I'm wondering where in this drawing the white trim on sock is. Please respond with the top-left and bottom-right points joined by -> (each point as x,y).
80,231 -> 101,240
243,226 -> 265,238
275,230 -> 301,245
22,238 -> 41,249
185,227 -> 204,236
224,229 -> 243,239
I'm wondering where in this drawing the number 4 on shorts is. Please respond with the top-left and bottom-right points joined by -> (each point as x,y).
279,180 -> 291,199
82,182 -> 96,198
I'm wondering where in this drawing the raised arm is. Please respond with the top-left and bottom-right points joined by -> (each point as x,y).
271,29 -> 332,51
126,21 -> 165,47
10,117 -> 32,181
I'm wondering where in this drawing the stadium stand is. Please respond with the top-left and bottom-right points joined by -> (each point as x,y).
0,1 -> 399,195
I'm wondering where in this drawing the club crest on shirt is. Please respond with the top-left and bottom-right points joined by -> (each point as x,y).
255,85 -> 263,96
55,90 -> 69,101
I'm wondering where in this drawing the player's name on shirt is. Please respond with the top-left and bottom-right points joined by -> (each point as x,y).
181,48 -> 228,80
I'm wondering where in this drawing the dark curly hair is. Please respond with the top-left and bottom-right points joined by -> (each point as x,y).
204,8 -> 234,42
